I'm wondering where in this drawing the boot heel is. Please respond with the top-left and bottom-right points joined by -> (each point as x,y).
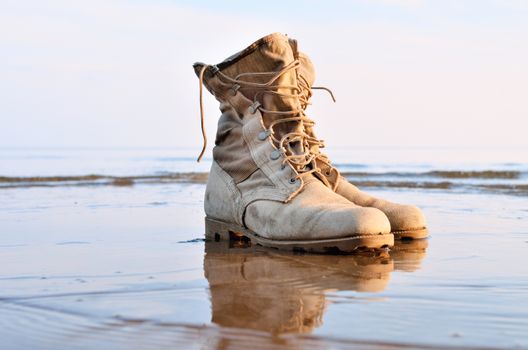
205,217 -> 248,242
205,217 -> 229,242
205,217 -> 254,250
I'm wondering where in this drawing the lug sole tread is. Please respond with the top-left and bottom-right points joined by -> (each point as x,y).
205,217 -> 394,254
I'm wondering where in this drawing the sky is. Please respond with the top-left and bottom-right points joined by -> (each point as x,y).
1,0 -> 527,150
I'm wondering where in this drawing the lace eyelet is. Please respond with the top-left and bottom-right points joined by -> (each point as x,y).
270,150 -> 281,160
289,178 -> 297,184
230,84 -> 240,96
209,65 -> 219,74
248,101 -> 261,114
258,130 -> 270,141
325,171 -> 331,176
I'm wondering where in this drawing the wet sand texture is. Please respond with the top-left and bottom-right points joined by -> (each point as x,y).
1,180 -> 527,349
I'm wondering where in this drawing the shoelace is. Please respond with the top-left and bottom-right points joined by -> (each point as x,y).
197,59 -> 336,182
296,73 -> 342,186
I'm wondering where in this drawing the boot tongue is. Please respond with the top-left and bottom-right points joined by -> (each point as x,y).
219,33 -> 299,111
218,33 -> 306,158
295,51 -> 338,187
295,52 -> 321,157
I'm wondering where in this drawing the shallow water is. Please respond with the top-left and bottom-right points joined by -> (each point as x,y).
1,147 -> 527,197
1,148 -> 527,349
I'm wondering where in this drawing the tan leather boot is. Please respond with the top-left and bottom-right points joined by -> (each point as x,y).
294,51 -> 428,240
194,33 -> 392,253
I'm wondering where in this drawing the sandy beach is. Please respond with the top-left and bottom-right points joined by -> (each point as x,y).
1,147 -> 527,349
3,0 -> 528,348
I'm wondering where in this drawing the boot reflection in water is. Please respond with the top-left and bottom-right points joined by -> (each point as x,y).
390,238 -> 429,272
203,240 -> 429,334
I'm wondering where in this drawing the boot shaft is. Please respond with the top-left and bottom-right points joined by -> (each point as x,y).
194,33 -> 321,177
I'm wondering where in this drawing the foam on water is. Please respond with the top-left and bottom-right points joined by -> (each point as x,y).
1,147 -> 527,196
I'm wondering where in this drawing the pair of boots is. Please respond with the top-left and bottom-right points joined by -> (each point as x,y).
194,33 -> 427,253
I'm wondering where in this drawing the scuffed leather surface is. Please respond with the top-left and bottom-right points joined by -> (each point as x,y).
204,161 -> 243,226
336,177 -> 427,231
244,174 -> 391,240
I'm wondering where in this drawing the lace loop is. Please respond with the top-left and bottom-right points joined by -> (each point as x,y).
196,58 -> 333,176
197,64 -> 211,162
312,86 -> 336,102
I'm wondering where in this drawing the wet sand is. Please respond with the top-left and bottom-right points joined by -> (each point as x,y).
1,183 -> 527,349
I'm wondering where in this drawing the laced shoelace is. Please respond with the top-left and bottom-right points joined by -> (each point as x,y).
197,60 -> 335,182
294,71 -> 342,187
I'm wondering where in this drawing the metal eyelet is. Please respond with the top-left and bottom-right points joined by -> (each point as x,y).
248,101 -> 261,114
258,130 -> 271,141
270,150 -> 281,160
325,170 -> 332,176
230,84 -> 240,96
289,178 -> 297,184
280,164 -> 286,170
209,65 -> 219,74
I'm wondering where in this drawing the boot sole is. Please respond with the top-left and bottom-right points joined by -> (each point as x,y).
392,227 -> 429,240
205,217 -> 394,254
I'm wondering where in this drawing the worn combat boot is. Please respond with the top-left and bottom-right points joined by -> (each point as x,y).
194,33 -> 392,253
293,51 -> 428,239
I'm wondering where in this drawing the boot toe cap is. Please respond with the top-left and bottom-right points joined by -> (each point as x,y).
386,205 -> 427,232
308,206 -> 391,239
245,201 -> 391,241
348,207 -> 392,235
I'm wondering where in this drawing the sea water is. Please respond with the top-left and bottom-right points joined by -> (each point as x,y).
0,147 -> 527,349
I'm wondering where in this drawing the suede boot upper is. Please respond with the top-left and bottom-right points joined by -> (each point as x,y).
194,33 -> 391,240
